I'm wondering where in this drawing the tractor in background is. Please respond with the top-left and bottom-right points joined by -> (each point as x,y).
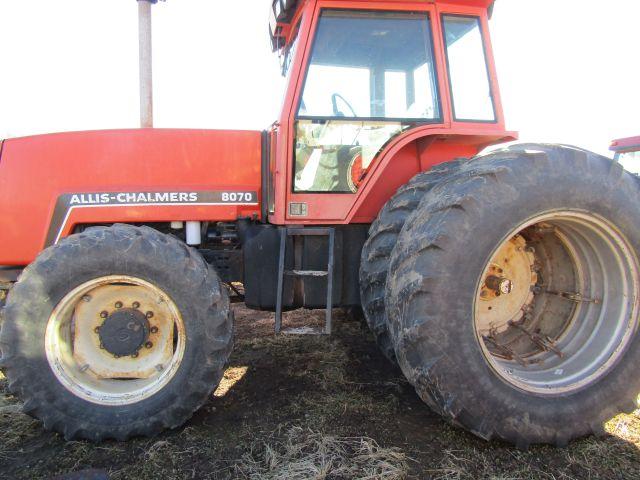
612,136 -> 640,173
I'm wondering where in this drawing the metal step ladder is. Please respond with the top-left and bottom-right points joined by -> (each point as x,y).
275,227 -> 335,335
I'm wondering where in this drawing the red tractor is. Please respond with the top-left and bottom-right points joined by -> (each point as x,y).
611,135 -> 640,168
1,0 -> 639,448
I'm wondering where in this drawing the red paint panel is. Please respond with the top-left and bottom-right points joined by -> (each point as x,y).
350,142 -> 421,222
611,136 -> 640,153
349,129 -> 514,223
0,129 -> 262,265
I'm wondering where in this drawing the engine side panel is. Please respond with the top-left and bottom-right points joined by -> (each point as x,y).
0,129 -> 262,265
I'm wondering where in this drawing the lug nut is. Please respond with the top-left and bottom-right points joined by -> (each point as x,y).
132,301 -> 140,309
145,341 -> 153,349
100,311 -> 109,318
94,326 -> 101,334
146,311 -> 154,319
150,326 -> 159,334
486,275 -> 513,295
115,301 -> 123,309
131,352 -> 139,358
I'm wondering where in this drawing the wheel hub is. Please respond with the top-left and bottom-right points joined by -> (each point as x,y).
476,235 -> 537,335
474,211 -> 640,394
485,275 -> 513,295
45,277 -> 185,405
98,308 -> 150,357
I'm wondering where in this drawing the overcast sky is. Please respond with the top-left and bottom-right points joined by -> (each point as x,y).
0,0 -> 638,159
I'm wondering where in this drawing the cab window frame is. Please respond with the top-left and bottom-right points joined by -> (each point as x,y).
295,8 -> 444,124
441,13 -> 497,124
291,8 -> 443,195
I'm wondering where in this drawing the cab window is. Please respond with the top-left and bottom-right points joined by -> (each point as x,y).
442,15 -> 495,122
294,10 -> 439,193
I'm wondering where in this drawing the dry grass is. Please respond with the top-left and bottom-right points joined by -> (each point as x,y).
214,366 -> 249,398
420,411 -> 640,480
0,307 -> 639,480
606,409 -> 640,445
0,371 -> 42,462
234,426 -> 409,480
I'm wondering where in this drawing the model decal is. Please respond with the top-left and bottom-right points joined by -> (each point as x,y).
45,190 -> 259,247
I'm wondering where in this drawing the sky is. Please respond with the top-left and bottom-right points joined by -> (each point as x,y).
0,0 -> 638,159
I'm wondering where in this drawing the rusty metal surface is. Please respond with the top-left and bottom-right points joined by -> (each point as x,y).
73,284 -> 174,380
45,275 -> 187,406
476,235 -> 537,336
475,211 -> 640,394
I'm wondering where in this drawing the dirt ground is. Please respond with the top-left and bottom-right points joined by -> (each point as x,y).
1,305 -> 639,480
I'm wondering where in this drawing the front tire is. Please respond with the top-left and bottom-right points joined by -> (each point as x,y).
386,145 -> 640,447
0,225 -> 233,441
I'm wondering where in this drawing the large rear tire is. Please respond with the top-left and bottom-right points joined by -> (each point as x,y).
360,160 -> 465,362
0,225 -> 233,441
386,144 -> 640,447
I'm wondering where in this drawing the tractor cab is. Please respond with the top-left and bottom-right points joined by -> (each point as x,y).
267,0 -> 512,224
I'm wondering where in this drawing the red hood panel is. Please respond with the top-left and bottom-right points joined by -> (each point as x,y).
0,129 -> 262,265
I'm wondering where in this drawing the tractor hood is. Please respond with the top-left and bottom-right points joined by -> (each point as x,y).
0,128 -> 263,265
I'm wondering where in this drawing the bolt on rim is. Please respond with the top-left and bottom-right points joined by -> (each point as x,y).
474,210 -> 640,394
45,275 -> 186,405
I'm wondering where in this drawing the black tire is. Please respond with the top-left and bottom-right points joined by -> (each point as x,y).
386,144 -> 640,447
360,160 -> 466,362
0,224 -> 233,441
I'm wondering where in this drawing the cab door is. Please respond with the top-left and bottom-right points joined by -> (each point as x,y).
278,2 -> 445,224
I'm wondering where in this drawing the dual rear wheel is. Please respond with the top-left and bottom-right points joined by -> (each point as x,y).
361,144 -> 640,446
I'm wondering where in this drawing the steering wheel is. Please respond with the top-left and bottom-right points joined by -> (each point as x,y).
331,93 -> 357,117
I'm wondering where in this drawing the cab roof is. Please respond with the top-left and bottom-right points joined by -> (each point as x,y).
270,0 -> 495,52
273,0 -> 495,19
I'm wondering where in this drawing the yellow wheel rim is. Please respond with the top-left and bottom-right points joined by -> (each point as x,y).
45,275 -> 186,405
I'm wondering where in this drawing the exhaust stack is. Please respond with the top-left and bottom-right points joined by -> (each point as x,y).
138,0 -> 160,128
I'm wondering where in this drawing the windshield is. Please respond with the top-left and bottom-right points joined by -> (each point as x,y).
298,10 -> 440,120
